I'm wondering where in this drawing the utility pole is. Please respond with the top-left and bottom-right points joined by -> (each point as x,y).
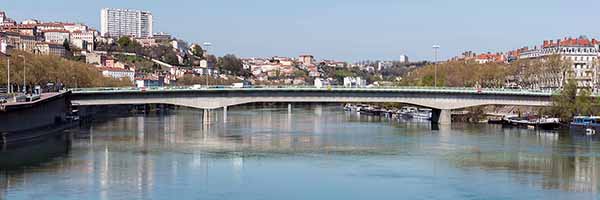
432,45 -> 441,88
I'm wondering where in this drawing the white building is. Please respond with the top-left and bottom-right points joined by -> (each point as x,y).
22,19 -> 40,25
0,39 -> 9,54
519,37 -> 599,92
0,11 -> 15,26
377,61 -> 393,71
43,30 -> 70,44
314,78 -> 323,88
64,23 -> 88,33
100,8 -> 153,38
98,67 -> 135,81
70,30 -> 96,52
36,42 -> 67,57
343,77 -> 366,88
400,55 -> 409,63
171,39 -> 188,52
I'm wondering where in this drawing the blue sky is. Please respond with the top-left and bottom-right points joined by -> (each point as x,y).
3,0 -> 600,61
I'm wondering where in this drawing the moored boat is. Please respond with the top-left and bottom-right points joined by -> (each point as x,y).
570,116 -> 600,135
505,115 -> 560,130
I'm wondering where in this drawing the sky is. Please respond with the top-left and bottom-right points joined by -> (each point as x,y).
3,0 -> 600,62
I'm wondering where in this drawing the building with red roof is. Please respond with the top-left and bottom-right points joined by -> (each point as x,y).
519,36 -> 600,92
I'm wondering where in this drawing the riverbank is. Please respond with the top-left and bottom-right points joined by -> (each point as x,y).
349,103 -> 545,123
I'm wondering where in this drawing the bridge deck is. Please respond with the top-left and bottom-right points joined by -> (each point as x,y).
70,86 -> 555,96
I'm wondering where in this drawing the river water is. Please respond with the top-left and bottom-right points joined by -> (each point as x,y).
1,105 -> 600,200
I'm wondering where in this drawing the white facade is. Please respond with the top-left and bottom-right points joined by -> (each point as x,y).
36,42 -> 67,57
519,45 -> 598,91
0,39 -> 9,54
43,31 -> 70,44
70,31 -> 96,52
64,24 -> 88,32
343,77 -> 366,88
314,78 -> 323,88
22,19 -> 40,25
100,67 -> 135,81
0,11 -> 13,26
400,54 -> 409,63
101,8 -> 153,38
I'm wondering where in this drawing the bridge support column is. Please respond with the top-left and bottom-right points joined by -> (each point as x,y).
431,109 -> 451,125
223,106 -> 228,123
203,109 -> 212,124
288,104 -> 292,114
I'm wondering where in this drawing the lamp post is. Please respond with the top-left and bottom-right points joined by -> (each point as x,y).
18,55 -> 25,94
432,45 -> 441,88
203,42 -> 212,87
6,57 -> 9,94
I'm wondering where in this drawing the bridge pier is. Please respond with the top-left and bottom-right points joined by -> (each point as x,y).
431,109 -> 451,125
203,109 -> 212,124
223,106 -> 228,123
288,103 -> 292,114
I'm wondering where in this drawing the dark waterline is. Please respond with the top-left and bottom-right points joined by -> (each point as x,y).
1,105 -> 600,200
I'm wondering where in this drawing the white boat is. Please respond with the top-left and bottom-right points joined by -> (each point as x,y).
397,107 -> 432,120
413,108 -> 432,120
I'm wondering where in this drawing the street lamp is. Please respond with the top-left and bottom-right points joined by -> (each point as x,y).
17,55 -> 25,94
432,45 -> 441,88
203,42 -> 212,87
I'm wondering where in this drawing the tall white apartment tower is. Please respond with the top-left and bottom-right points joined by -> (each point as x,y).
101,8 -> 153,38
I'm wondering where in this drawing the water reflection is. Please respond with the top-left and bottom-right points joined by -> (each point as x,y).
1,105 -> 600,199
0,130 -> 72,199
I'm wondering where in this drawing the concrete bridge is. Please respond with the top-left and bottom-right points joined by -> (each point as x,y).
70,87 -> 555,125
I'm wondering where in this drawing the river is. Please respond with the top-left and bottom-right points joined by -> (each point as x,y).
1,104 -> 599,200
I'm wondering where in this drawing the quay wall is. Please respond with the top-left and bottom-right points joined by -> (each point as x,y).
0,92 -> 71,133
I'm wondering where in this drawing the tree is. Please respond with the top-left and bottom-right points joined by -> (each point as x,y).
576,88 -> 593,116
116,36 -> 142,53
190,44 -> 204,58
550,79 -> 578,122
163,51 -> 180,66
217,54 -> 244,75
206,55 -> 217,63
62,39 -> 71,51
292,70 -> 307,78
117,36 -> 133,48
0,50 -> 132,89
334,69 -> 355,82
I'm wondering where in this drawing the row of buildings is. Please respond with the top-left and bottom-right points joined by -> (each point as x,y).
241,54 -> 352,83
452,36 -> 600,92
0,9 -> 198,87
0,10 -> 100,57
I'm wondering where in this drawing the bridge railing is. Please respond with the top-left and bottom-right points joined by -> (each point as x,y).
67,85 -> 559,96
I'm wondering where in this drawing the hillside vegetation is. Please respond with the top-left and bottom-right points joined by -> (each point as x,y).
0,51 -> 132,89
